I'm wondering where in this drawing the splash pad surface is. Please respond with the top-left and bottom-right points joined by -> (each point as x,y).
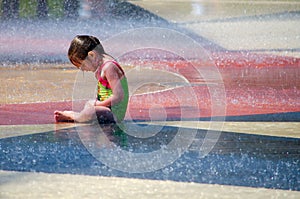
1,51 -> 299,125
1,0 -> 300,197
0,123 -> 299,190
1,51 -> 299,193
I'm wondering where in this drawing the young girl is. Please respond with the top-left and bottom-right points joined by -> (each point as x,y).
54,35 -> 129,123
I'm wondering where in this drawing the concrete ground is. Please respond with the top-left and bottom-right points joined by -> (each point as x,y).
129,0 -> 300,58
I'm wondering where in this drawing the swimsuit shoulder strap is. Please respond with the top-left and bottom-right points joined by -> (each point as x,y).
96,60 -> 125,81
100,60 -> 125,75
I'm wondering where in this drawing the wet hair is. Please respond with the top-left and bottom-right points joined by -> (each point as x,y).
68,35 -> 105,66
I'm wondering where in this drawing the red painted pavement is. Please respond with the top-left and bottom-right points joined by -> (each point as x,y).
1,51 -> 299,125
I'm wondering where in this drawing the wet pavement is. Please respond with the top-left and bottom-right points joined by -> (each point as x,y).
130,0 -> 300,57
0,123 -> 299,191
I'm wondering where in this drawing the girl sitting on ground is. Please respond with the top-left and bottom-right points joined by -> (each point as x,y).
54,35 -> 129,123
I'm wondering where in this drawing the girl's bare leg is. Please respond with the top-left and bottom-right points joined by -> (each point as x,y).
54,111 -> 76,122
54,100 -> 115,123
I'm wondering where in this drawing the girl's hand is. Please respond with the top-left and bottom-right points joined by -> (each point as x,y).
93,99 -> 109,107
94,99 -> 101,106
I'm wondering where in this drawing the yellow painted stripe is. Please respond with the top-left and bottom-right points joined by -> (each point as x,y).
138,121 -> 300,139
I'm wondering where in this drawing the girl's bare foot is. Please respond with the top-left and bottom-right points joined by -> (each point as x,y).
54,111 -> 75,122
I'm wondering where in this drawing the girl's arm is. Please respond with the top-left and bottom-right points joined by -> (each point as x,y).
94,62 -> 125,107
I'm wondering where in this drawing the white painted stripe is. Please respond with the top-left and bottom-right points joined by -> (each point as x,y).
0,170 -> 299,199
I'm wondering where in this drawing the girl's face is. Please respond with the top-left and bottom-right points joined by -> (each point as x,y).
75,51 -> 98,72
80,56 -> 94,72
